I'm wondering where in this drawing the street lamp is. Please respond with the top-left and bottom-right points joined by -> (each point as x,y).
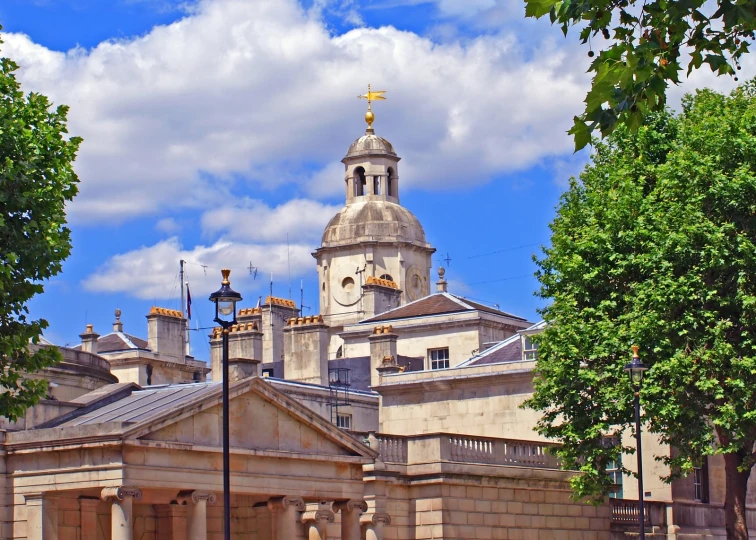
624,345 -> 648,540
209,269 -> 242,540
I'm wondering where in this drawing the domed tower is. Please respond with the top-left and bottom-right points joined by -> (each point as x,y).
313,88 -> 436,353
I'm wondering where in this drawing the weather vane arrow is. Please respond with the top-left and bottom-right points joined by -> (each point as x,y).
358,84 -> 386,132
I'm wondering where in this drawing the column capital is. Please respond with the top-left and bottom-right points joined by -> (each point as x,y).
333,500 -> 367,514
361,512 -> 391,526
100,486 -> 143,502
267,496 -> 305,513
178,490 -> 216,505
300,509 -> 335,525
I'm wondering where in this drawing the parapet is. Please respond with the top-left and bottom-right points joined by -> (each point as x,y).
148,307 -> 183,318
365,276 -> 399,289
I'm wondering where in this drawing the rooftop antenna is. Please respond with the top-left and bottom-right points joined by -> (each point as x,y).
248,261 -> 258,279
300,279 -> 311,317
180,260 -> 190,356
287,233 -> 292,300
444,252 -> 452,267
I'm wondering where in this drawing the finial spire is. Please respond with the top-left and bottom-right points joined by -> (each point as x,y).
358,84 -> 386,134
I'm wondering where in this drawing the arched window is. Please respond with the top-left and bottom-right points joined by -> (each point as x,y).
354,167 -> 366,197
387,167 -> 395,197
379,273 -> 394,282
373,176 -> 381,195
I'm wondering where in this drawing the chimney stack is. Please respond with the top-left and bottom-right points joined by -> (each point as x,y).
368,325 -> 398,388
146,307 -> 185,363
283,315 -> 329,385
79,324 -> 100,354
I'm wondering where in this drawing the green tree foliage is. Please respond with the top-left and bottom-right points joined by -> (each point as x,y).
525,0 -> 756,150
525,79 -> 756,539
0,28 -> 81,421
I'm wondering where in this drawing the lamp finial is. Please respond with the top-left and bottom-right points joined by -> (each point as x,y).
221,269 -> 231,285
631,345 -> 639,358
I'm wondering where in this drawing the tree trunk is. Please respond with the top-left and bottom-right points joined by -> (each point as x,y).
723,452 -> 751,540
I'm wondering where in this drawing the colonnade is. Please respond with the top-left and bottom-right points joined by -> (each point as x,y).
24,488 -> 390,540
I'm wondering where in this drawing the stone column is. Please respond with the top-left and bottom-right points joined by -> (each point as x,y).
101,486 -> 142,540
267,496 -> 305,539
24,493 -> 58,540
360,513 -> 391,540
333,500 -> 367,540
79,497 -> 100,540
178,490 -> 216,540
300,503 -> 334,540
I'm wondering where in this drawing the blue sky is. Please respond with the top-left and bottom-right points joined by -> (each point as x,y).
1,0 -> 746,358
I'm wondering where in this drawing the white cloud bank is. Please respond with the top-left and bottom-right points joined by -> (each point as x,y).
3,0 -> 593,223
83,236 -> 315,299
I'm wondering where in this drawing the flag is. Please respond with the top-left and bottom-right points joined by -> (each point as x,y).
186,284 -> 192,320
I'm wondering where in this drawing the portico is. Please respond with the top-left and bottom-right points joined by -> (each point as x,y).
8,378 -> 384,540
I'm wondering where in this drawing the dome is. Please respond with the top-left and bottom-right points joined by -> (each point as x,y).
321,200 -> 427,247
344,133 -> 396,159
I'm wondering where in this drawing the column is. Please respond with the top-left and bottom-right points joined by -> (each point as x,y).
101,486 -> 142,540
267,496 -> 304,540
24,493 -> 58,540
300,503 -> 334,540
178,490 -> 216,540
79,497 -> 100,540
333,500 -> 366,540
360,513 -> 391,540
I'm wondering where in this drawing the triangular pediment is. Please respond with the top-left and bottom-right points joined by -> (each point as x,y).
127,378 -> 375,459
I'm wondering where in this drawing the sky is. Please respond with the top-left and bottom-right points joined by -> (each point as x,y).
1,0 -> 751,360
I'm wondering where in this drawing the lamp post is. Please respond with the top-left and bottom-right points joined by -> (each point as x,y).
624,345 -> 648,540
209,269 -> 242,540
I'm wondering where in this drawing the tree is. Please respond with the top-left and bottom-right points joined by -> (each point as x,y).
0,27 -> 81,421
525,0 -> 756,151
525,79 -> 756,539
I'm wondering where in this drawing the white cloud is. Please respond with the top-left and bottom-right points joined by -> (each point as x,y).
3,0 -> 593,222
201,198 -> 341,243
155,217 -> 181,234
83,237 -> 315,299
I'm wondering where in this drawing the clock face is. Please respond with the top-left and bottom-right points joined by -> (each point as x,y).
406,267 -> 426,301
333,274 -> 361,306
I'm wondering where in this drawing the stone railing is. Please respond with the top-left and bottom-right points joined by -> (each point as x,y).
610,498 -> 667,527
351,432 -> 560,469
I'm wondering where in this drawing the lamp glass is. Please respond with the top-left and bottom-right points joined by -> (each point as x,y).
218,300 -> 235,317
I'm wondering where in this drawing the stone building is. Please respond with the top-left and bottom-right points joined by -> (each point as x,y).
1,103 -> 753,539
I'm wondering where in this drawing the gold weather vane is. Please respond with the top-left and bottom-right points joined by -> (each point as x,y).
358,84 -> 386,133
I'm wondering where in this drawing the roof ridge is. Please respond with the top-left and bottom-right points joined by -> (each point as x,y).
446,292 -> 474,310
456,333 -> 522,367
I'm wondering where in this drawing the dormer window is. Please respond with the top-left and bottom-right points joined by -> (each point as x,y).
523,335 -> 539,360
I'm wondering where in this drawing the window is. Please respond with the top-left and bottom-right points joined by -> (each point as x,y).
693,467 -> 703,501
387,167 -> 395,196
607,458 -> 624,499
262,368 -> 274,378
429,348 -> 450,370
354,167 -> 366,196
336,414 -> 351,429
373,176 -> 381,195
523,335 -> 539,360
379,273 -> 394,283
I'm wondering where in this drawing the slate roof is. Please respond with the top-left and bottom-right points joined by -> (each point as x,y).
73,331 -> 150,353
361,292 -> 528,324
457,321 -> 546,367
329,355 -> 424,391
55,382 -> 217,427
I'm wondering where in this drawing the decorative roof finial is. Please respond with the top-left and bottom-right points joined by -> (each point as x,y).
115,308 -> 121,321
436,266 -> 448,293
358,84 -> 386,134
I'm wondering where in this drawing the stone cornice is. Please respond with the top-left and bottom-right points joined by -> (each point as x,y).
375,368 -> 534,394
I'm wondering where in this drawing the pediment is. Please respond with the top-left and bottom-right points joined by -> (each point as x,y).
128,378 -> 374,459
